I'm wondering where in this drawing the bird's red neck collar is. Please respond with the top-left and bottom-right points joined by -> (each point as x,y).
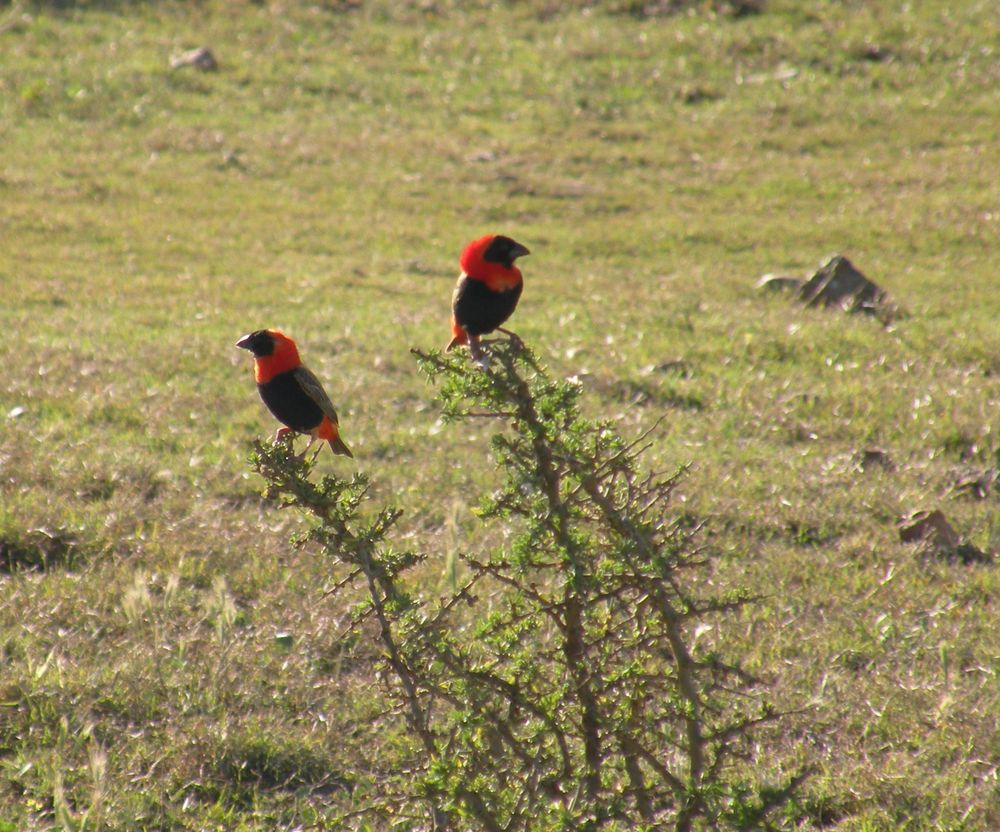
460,243 -> 523,292
254,338 -> 301,383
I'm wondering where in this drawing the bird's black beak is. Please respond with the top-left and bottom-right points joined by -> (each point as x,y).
510,242 -> 531,260
235,334 -> 253,351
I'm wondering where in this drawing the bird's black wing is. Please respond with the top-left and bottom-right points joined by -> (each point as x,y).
292,365 -> 340,425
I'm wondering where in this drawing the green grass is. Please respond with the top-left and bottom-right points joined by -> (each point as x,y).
1,0 -> 999,828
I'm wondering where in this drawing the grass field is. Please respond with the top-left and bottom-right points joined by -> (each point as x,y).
1,0 -> 999,828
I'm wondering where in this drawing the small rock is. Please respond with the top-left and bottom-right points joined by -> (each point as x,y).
680,85 -> 720,105
799,255 -> 885,314
953,543 -> 992,565
898,509 -> 992,564
756,274 -> 805,293
220,149 -> 245,170
859,43 -> 892,62
743,64 -> 799,85
170,47 -> 218,72
641,359 -> 692,378
854,447 -> 893,472
951,467 -> 997,500
898,509 -> 960,549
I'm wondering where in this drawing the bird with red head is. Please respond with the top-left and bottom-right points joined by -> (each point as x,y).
446,234 -> 530,360
236,329 -> 353,458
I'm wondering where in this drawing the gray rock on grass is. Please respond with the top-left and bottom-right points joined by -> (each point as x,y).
898,509 -> 991,564
758,254 -> 898,321
800,255 -> 885,313
171,47 -> 218,71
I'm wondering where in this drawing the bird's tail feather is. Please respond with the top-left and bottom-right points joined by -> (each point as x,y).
328,434 -> 353,458
447,319 -> 470,352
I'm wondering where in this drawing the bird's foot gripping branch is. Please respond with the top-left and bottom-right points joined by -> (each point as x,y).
251,338 -> 805,832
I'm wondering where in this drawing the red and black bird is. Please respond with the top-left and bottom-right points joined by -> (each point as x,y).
236,329 -> 353,458
446,234 -> 530,358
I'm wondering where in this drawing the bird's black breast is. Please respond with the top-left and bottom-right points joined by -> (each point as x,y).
258,370 -> 324,433
452,277 -> 522,336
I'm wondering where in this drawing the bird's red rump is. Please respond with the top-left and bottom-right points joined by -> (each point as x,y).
316,416 -> 337,441
450,318 -> 469,345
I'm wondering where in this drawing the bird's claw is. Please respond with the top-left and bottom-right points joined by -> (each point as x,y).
497,327 -> 524,349
292,438 -> 322,464
467,336 -> 484,364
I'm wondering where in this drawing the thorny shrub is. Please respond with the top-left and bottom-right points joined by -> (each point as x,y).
251,339 -> 803,831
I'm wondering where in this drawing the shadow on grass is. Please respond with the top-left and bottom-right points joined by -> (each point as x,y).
199,729 -> 354,809
0,527 -> 84,573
